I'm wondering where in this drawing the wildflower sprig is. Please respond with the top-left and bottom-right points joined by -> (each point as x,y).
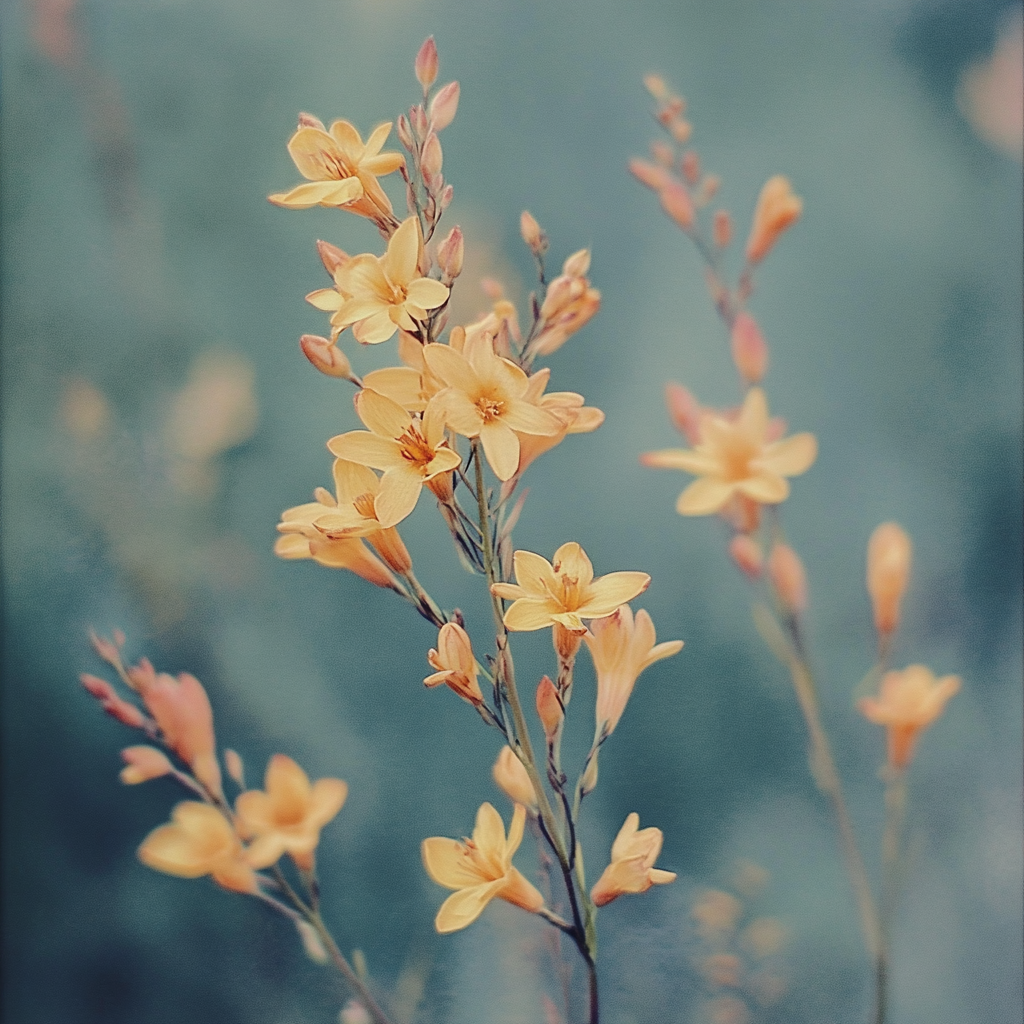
633,77 -> 960,1024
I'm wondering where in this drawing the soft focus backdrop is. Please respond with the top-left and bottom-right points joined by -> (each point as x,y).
2,0 -> 1021,1022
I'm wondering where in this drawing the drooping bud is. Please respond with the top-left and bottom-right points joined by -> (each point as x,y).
492,746 -> 538,809
415,36 -> 439,91
730,312 -> 769,384
535,675 -> 564,741
867,523 -> 912,637
729,534 -> 763,580
628,158 -> 671,192
120,745 -> 174,784
519,210 -> 547,254
659,181 -> 695,231
436,225 -> 464,284
713,210 -> 732,248
745,175 -> 802,264
429,81 -> 460,131
768,543 -> 807,615
316,239 -> 349,277
300,335 -> 352,379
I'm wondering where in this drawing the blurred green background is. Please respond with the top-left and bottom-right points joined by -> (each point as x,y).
2,0 -> 1021,1021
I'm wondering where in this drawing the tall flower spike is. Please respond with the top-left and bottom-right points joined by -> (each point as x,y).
138,802 -> 257,894
491,542 -> 651,633
858,665 -> 960,770
424,623 -> 483,705
422,802 -> 544,933
330,218 -> 450,344
269,116 -> 404,223
641,387 -> 817,516
586,607 -> 683,738
235,754 -> 348,871
590,812 -> 676,907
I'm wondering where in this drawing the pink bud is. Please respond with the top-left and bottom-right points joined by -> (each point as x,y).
628,158 -> 671,192
769,543 -> 808,615
867,523 -> 912,636
643,74 -> 669,101
669,118 -> 692,144
439,183 -> 454,209
664,382 -> 702,444
410,104 -> 429,138
421,133 -> 443,180
415,36 -> 439,91
681,151 -> 700,186
300,335 -> 352,379
89,630 -> 121,666
536,675 -> 564,741
713,210 -> 732,248
520,210 -> 546,253
120,745 -> 173,784
429,81 -> 460,131
316,239 -> 349,277
396,114 -> 413,149
729,535 -> 763,580
437,225 -> 464,283
730,312 -> 768,384
659,181 -> 695,231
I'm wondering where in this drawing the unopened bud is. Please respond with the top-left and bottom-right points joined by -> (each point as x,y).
410,104 -> 429,138
670,118 -> 693,144
659,181 -> 695,231
651,140 -> 674,167
580,751 -> 599,795
316,239 -> 349,276
768,543 -> 807,615
562,248 -> 591,278
664,382 -> 702,444
297,112 -> 324,129
519,210 -> 547,254
296,920 -> 329,964
729,534 -> 763,580
415,36 -> 439,91
120,745 -> 173,785
340,999 -> 373,1024
628,158 -> 671,192
643,74 -> 669,101
713,210 -> 732,248
429,81 -> 460,131
439,183 -> 454,209
697,174 -> 721,206
492,746 -> 538,808
730,312 -> 768,384
536,675 -> 564,741
300,335 -> 352,379
224,748 -> 245,787
396,114 -> 413,149
421,133 -> 443,180
681,151 -> 701,186
552,622 -> 584,662
867,523 -> 912,636
368,526 -> 413,575
746,175 -> 802,264
437,225 -> 464,283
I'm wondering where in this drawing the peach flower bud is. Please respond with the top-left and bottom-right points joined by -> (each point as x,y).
713,210 -> 732,248
225,748 -> 245,786
664,382 -> 702,444
437,225 -> 464,283
492,746 -> 537,809
552,622 -> 584,661
580,752 -> 599,795
628,158 -> 671,192
396,114 -> 413,149
415,36 -> 439,91
745,175 -> 802,264
89,631 -> 122,666
562,248 -> 591,278
429,81 -> 460,131
439,183 -> 454,209
410,104 -> 429,138
120,745 -> 173,784
729,534 -> 763,580
681,151 -> 700,186
659,181 -> 695,231
340,999 -> 373,1024
519,210 -> 547,253
768,543 -> 807,615
425,623 -> 483,705
670,119 -> 693,144
697,173 -> 721,205
316,239 -> 349,276
644,74 -> 669,101
867,522 -> 912,636
300,335 -> 352,379
730,312 -> 768,384
651,140 -> 674,167
81,674 -> 148,729
421,133 -> 443,179
535,675 -> 564,741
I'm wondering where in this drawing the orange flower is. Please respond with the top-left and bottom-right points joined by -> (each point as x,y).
641,388 -> 816,516
867,522 -> 912,636
491,746 -> 538,810
858,665 -> 960,769
423,331 -> 562,480
491,542 -> 650,633
235,754 -> 348,871
424,623 -> 483,705
530,249 -> 601,357
327,389 -> 460,527
269,116 -> 403,224
138,801 -> 257,894
329,218 -> 449,344
585,607 -> 683,737
590,812 -> 676,907
422,802 -> 544,933
745,175 -> 802,264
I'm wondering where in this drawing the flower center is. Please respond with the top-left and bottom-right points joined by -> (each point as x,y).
398,425 -> 436,469
475,396 -> 505,423
718,433 -> 759,482
353,492 -> 378,519
322,151 -> 355,182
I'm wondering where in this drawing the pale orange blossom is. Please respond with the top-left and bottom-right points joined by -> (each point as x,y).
641,387 -> 816,516
491,542 -> 650,633
590,812 -> 676,907
745,175 -> 803,264
492,746 -> 538,810
424,622 -> 483,705
867,522 -> 912,636
422,802 -> 544,933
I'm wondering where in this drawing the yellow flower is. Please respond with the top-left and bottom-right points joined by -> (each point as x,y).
590,812 -> 676,907
745,175 -> 803,264
858,665 -> 960,769
235,754 -> 348,871
585,607 -> 683,737
421,802 -> 544,933
269,116 -> 403,223
424,623 -> 483,705
422,330 -> 562,480
138,801 -> 257,894
641,388 -> 817,516
327,389 -> 460,528
330,218 -> 450,344
491,542 -> 650,632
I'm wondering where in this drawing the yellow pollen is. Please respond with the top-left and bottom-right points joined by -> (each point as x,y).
398,426 -> 436,467
476,396 -> 505,422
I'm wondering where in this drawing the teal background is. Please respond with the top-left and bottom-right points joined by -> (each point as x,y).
2,0 -> 1021,1022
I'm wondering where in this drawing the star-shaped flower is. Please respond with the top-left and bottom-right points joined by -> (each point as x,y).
590,812 -> 676,907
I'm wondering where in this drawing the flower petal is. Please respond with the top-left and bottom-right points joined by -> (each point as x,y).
737,473 -> 789,504
383,218 -> 420,286
422,344 -> 480,394
759,432 -> 818,476
374,467 -> 423,527
676,478 -> 735,515
580,572 -> 651,618
422,838 -> 486,889
328,431 -> 405,470
362,366 -> 425,411
269,178 -> 363,209
479,420 -> 521,481
512,550 -> 559,596
353,310 -> 398,345
640,448 -> 719,474
435,881 -> 506,933
357,389 -> 412,439
332,459 -> 380,505
503,597 -> 562,631
406,277 -> 450,311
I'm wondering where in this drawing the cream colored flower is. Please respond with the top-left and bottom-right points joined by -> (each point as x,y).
269,116 -> 403,222
422,802 -> 544,933
424,623 -> 483,705
422,329 -> 562,480
235,754 -> 348,871
491,542 -> 650,632
642,388 -> 816,516
586,607 -> 683,737
327,389 -> 460,527
330,218 -> 449,344
590,812 -> 676,907
858,665 -> 960,769
138,802 -> 257,893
